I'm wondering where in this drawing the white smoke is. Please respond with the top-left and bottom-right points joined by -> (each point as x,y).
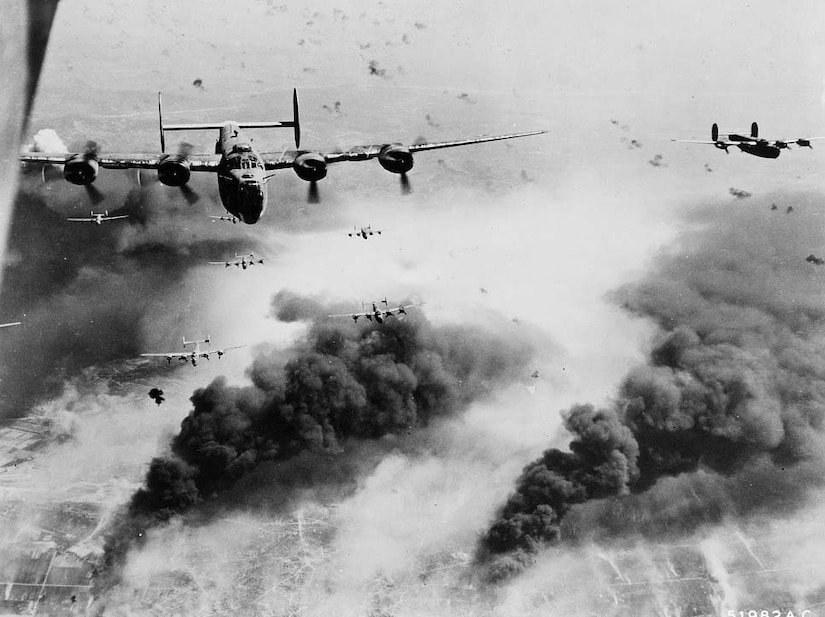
27,128 -> 68,153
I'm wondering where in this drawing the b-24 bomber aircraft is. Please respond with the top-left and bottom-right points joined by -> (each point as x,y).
141,336 -> 244,366
348,225 -> 382,239
209,252 -> 264,269
67,210 -> 129,225
672,122 -> 824,158
329,298 -> 420,324
209,214 -> 238,224
20,90 -> 546,224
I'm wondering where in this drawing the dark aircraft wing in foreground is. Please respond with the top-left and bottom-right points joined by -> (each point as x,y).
18,152 -> 221,172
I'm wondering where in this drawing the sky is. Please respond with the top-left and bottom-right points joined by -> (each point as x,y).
4,0 -> 825,615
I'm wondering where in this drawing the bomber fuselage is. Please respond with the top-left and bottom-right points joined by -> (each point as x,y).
216,123 -> 267,224
727,134 -> 781,159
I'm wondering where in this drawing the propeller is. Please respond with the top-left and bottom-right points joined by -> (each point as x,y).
84,184 -> 105,205
178,183 -> 199,205
138,142 -> 200,203
307,180 -> 320,204
174,142 -> 200,204
400,173 -> 412,194
83,140 -> 106,203
83,139 -> 99,157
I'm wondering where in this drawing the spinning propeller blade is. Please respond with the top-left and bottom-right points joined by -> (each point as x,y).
307,180 -> 320,204
400,173 -> 412,194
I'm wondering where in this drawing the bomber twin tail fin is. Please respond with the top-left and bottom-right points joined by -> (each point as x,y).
158,89 -> 301,152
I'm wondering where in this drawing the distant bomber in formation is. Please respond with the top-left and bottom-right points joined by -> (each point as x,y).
67,210 -> 128,225
672,122 -> 824,158
348,225 -> 382,239
141,336 -> 244,367
209,253 -> 264,269
20,89 -> 546,225
329,298 -> 420,324
209,214 -> 238,224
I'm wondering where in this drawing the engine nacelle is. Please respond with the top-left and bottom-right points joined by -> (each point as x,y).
158,155 -> 191,187
293,152 -> 327,182
63,154 -> 99,185
378,144 -> 413,174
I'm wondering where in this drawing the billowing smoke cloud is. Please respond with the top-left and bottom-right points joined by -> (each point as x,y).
479,196 -> 825,578
270,289 -> 327,322
27,128 -> 69,154
99,300 -> 533,592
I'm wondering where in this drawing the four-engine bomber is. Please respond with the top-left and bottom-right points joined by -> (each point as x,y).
20,89 -> 546,225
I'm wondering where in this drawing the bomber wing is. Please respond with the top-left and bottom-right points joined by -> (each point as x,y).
383,301 -> 422,317
670,138 -> 746,153
259,130 -> 547,169
140,352 -> 190,361
670,139 -> 749,146
671,139 -> 723,145
0,322 -> 21,328
201,345 -> 246,357
20,152 -> 221,172
769,136 -> 825,149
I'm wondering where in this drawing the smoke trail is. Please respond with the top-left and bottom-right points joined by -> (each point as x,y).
479,196 -> 825,578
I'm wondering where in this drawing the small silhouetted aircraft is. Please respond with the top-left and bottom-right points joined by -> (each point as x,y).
348,225 -> 382,239
209,214 -> 238,224
806,254 -> 825,266
20,90 -> 546,224
141,336 -> 244,366
209,252 -> 264,269
67,210 -> 129,225
329,298 -> 419,324
672,122 -> 824,159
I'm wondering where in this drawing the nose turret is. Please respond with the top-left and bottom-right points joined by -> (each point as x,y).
222,169 -> 266,224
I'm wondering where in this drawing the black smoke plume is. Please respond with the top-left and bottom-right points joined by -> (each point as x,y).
479,196 -> 825,578
99,301 -> 533,590
133,308 -> 531,511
